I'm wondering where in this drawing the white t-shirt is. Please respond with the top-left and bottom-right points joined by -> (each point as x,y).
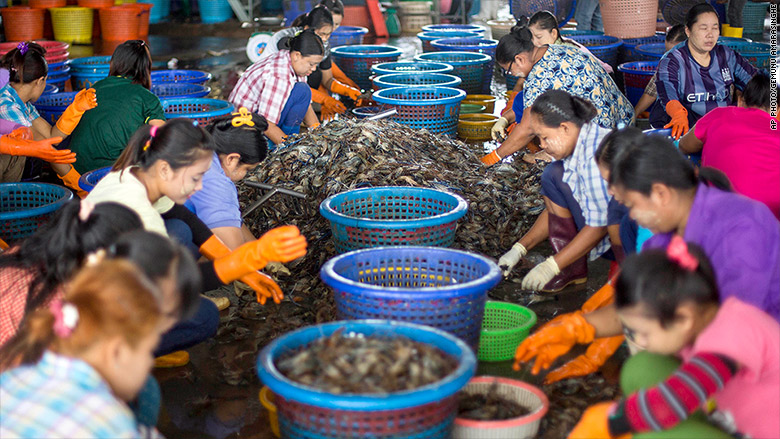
86,169 -> 175,236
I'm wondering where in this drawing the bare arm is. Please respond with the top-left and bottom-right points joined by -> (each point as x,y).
585,303 -> 623,337
211,226 -> 246,250
320,67 -> 335,91
304,105 -> 319,127
517,209 -> 549,251
678,124 -> 704,154
633,93 -> 656,116
264,121 -> 287,144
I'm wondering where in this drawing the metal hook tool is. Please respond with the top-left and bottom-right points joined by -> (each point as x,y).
242,181 -> 307,218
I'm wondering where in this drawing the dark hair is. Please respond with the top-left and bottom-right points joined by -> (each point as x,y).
113,118 -> 216,172
666,24 -> 686,43
1,42 -> 47,84
743,73 -> 772,109
0,201 -> 143,314
528,11 -> 561,41
616,242 -> 719,328
595,126 -> 644,168
206,111 -> 269,164
109,40 -> 152,90
608,133 -> 732,195
284,28 -> 325,57
292,5 -> 334,29
530,89 -> 597,128
110,231 -> 201,321
685,3 -> 719,29
495,21 -> 535,64
318,0 -> 344,16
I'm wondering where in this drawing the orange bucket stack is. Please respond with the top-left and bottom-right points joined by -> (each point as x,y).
99,6 -> 141,41
120,2 -> 153,39
1,7 -> 46,41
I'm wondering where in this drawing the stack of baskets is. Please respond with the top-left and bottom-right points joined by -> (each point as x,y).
414,51 -> 493,94
331,45 -> 403,91
635,42 -> 665,60
372,73 -> 462,90
568,34 -> 623,67
69,55 -> 110,90
721,41 -> 772,70
618,61 -> 659,106
371,61 -> 454,76
417,30 -> 482,53
398,0 -> 432,33
366,86 -> 469,136
430,37 -> 499,58
422,23 -> 486,35
33,91 -> 77,124
151,83 -> 211,99
0,41 -> 71,90
160,98 -> 234,125
151,69 -> 213,85
329,26 -> 369,47
619,33 -> 664,63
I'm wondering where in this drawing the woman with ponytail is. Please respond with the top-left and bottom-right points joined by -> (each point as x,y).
230,28 -> 324,145
481,22 -> 633,166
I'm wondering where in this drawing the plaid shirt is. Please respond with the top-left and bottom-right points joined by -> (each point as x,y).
1,351 -> 164,438
561,122 -> 612,260
228,51 -> 304,126
0,84 -> 40,126
0,265 -> 62,347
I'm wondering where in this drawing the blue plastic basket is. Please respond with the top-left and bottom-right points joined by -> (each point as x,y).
726,42 -> 771,70
414,51 -> 493,95
373,73 -> 462,90
743,1 -> 769,35
371,87 -> 468,136
71,70 -> 108,91
504,72 -> 520,91
0,183 -> 74,244
331,45 -> 404,91
321,246 -> 501,351
257,319 -> 476,439
351,106 -> 383,118
33,91 -> 77,125
421,24 -> 486,35
617,61 -> 658,106
329,25 -> 369,47
568,35 -> 623,66
643,128 -> 701,165
69,56 -> 111,73
198,0 -> 233,23
430,37 -> 498,58
46,75 -> 69,93
151,70 -> 213,85
77,166 -> 112,192
511,0 -> 575,27
635,42 -> 666,61
48,60 -> 70,74
160,98 -> 233,126
319,186 -> 468,253
148,0 -> 170,23
561,29 -> 604,36
417,30 -> 482,52
371,61 -> 454,77
152,83 -> 211,99
620,33 -> 665,62
42,84 -> 59,95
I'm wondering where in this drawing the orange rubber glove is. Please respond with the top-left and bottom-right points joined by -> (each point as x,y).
513,310 -> 595,374
55,88 -> 97,135
331,63 -> 359,89
213,226 -> 307,283
581,281 -> 616,313
1,127 -> 73,164
568,402 -> 631,439
58,166 -> 87,198
481,150 -> 502,166
663,100 -> 689,140
330,80 -> 362,100
502,91 -> 518,116
544,335 -> 625,384
311,87 -> 346,122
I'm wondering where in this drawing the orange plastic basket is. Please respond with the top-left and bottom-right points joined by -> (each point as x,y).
121,3 -> 152,38
78,0 -> 114,6
599,0 -> 657,39
1,7 -> 45,41
99,6 -> 140,41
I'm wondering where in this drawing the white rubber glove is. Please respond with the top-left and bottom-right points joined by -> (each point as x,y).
491,116 -> 509,141
498,243 -> 527,276
521,256 -> 560,290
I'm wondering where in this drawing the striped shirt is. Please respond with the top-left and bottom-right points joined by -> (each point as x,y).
0,351 -> 163,438
229,50 -> 305,126
0,264 -> 64,347
561,122 -> 612,260
653,43 -> 757,127
0,84 -> 40,126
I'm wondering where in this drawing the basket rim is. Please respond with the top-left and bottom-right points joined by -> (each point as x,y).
422,23 -> 486,33
373,72 -> 462,88
430,37 -> 498,49
568,34 -> 623,49
454,376 -> 550,427
417,30 -> 483,40
459,113 -> 498,123
319,185 -> 468,229
643,128 -> 672,138
372,85 -> 467,106
0,182 -> 74,221
69,56 -> 111,70
414,51 -> 493,65
371,61 -> 454,75
319,246 -> 501,297
256,319 -> 477,410
160,97 -> 232,108
77,166 -> 112,191
635,42 -> 666,55
480,301 -> 537,335
151,69 -> 213,82
332,25 -> 369,35
331,44 -> 403,58
617,60 -> 659,73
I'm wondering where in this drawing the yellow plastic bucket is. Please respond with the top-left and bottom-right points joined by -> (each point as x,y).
49,6 -> 93,44
259,386 -> 280,438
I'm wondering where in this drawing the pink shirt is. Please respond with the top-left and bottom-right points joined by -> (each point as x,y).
694,106 -> 780,219
681,297 -> 780,438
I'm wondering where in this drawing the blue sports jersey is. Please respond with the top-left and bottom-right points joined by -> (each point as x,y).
650,43 -> 757,128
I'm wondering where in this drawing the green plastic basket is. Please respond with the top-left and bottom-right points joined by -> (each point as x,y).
477,301 -> 537,362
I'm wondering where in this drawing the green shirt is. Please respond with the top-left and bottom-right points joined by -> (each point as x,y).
70,76 -> 165,174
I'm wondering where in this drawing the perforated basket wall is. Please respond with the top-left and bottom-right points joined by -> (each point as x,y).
371,61 -> 454,76
329,26 -> 369,47
599,0 -> 657,39
332,45 -> 404,91
151,83 -> 211,98
373,73 -> 462,89
618,61 -> 658,106
319,247 -> 501,351
414,52 -> 493,94
730,42 -> 771,70
71,70 -> 108,90
510,0 -> 574,26
402,15 -> 433,34
371,86 -> 467,136
151,69 -> 213,85
457,114 -> 497,141
568,35 -> 623,67
477,302 -> 537,362
619,34 -> 664,63
418,30 -> 482,52
319,186 -> 468,254
635,42 -> 665,60
32,91 -> 77,124
430,37 -> 498,58
0,183 -> 73,243
742,1 -> 768,35
160,98 -> 234,125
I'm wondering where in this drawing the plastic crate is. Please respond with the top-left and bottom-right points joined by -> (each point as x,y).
371,61 -> 454,76
151,69 -> 213,85
430,37 -> 498,58
477,302 -> 537,362
568,34 -> 623,66
373,73 -> 462,89
510,0 -> 575,27
414,51 -> 493,94
77,166 -> 111,192
619,33 -> 664,62
635,42 -> 666,60
71,69 -> 108,90
457,113 -> 497,141
329,25 -> 369,47
418,30 -> 482,53
151,83 -> 211,99
160,98 -> 234,125
32,91 -> 77,124
257,320 -> 477,439
331,45 -> 404,91
371,86 -> 468,137
319,186 -> 468,253
320,247 -> 501,350
0,183 -> 73,244
617,61 -> 658,106
421,23 -> 486,35
69,55 -> 110,73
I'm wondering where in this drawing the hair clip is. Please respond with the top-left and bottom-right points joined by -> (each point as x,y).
17,42 -> 28,56
50,299 -> 79,338
78,200 -> 95,222
231,107 -> 255,127
667,235 -> 698,271
143,125 -> 159,151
